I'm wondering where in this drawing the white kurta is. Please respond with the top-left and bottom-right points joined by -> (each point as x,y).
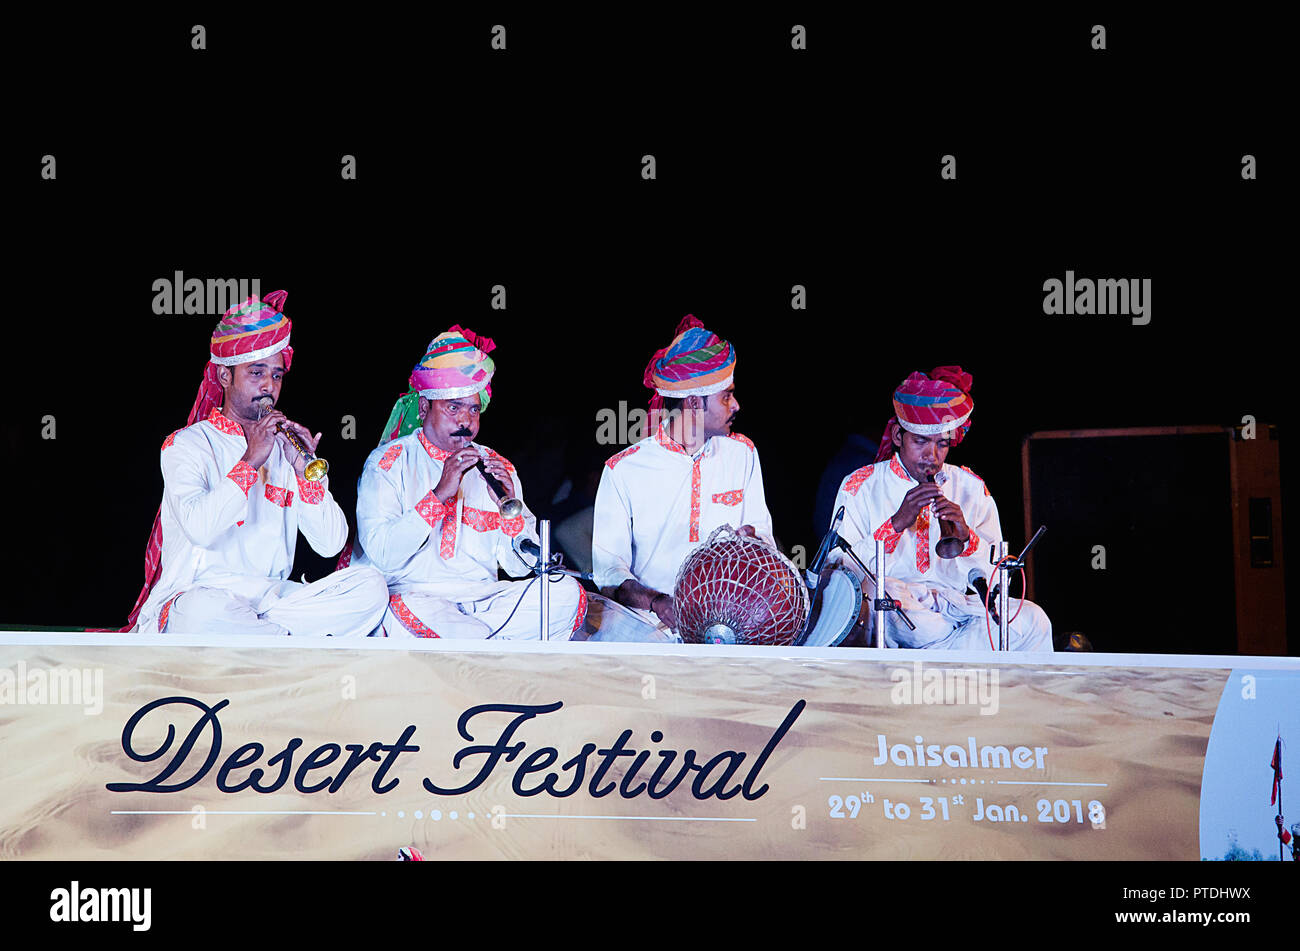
352,430 -> 585,640
134,409 -> 388,637
592,425 -> 776,597
830,454 -> 1052,651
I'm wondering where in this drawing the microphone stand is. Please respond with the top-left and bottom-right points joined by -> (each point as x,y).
512,520 -> 592,641
992,525 -> 1046,650
829,534 -> 916,640
539,521 -> 550,641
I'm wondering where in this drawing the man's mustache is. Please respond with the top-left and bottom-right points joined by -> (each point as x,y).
450,427 -> 473,437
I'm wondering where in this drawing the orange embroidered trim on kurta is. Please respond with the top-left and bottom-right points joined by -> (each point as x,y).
378,443 -> 404,471
572,586 -> 588,634
844,465 -> 874,495
415,490 -> 447,530
605,444 -> 641,469
689,457 -> 702,542
417,430 -> 453,461
228,461 -> 258,496
207,409 -> 245,438
264,484 -> 294,508
873,518 -> 903,554
296,476 -> 324,504
158,592 -> 183,633
389,593 -> 439,637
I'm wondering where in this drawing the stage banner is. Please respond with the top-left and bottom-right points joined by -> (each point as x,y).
1,635 -> 1296,861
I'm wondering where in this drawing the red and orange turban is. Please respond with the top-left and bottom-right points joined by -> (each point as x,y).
875,366 -> 974,462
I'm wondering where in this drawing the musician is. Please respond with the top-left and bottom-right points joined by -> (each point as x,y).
830,367 -> 1052,651
350,327 -> 586,639
126,291 -> 388,636
592,316 -> 775,631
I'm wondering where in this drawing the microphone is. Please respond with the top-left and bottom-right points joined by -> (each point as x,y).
806,505 -> 845,588
967,567 -> 999,623
514,537 -> 592,580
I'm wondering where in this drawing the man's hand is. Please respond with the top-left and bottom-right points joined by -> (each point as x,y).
933,498 -> 970,541
613,579 -> 678,631
435,447 -> 482,503
275,417 -> 322,480
890,483 -> 943,533
651,593 -> 678,631
479,454 -> 514,507
241,409 -> 285,470
736,524 -> 757,538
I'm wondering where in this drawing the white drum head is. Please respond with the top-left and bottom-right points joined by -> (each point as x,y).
798,566 -> 862,647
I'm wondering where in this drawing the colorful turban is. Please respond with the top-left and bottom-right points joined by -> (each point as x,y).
185,290 -> 295,429
380,325 -> 497,445
875,366 -> 974,462
642,315 -> 736,412
125,291 -> 295,631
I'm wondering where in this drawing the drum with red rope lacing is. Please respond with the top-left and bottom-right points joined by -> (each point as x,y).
672,526 -> 811,645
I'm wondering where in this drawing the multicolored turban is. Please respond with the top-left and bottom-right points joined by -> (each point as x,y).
875,366 -> 975,462
125,291 -> 295,631
380,325 -> 497,444
642,315 -> 737,412
185,290 -> 294,428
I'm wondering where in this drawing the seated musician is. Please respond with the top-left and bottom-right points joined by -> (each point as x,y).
349,327 -> 586,639
126,291 -> 388,636
830,367 -> 1052,651
592,316 -> 775,633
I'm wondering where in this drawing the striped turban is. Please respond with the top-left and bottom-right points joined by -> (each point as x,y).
380,326 -> 496,445
875,366 -> 974,462
642,315 -> 736,412
125,291 -> 294,631
184,290 -> 294,428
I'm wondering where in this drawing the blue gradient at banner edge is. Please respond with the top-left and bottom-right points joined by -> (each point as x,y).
1200,669 -> 1300,861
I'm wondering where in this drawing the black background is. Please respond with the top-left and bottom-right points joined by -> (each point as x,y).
4,11 -> 1291,653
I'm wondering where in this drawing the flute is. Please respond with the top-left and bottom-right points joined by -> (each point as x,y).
469,442 -> 524,518
929,470 -> 963,559
255,397 -> 329,482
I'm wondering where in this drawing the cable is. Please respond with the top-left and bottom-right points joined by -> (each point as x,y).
485,575 -> 538,639
983,554 -> 1028,649
484,544 -> 574,639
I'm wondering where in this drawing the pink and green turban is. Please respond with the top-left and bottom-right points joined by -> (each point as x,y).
642,314 -> 736,411
875,366 -> 975,462
380,325 -> 497,444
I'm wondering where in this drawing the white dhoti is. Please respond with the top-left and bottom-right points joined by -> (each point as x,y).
383,575 -> 587,640
866,577 -> 1053,652
160,566 -> 389,638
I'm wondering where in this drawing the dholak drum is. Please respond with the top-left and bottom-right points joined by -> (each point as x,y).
795,566 -> 863,647
577,592 -> 678,643
673,526 -> 811,646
